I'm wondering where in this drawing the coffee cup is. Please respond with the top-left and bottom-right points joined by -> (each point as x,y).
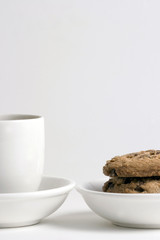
0,114 -> 44,193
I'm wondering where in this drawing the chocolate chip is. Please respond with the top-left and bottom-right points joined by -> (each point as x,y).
150,151 -> 155,155
110,169 -> 117,177
135,186 -> 144,192
107,182 -> 114,189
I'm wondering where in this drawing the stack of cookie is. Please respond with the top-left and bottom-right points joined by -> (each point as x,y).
103,150 -> 160,193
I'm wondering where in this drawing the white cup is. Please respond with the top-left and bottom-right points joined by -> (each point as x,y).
0,114 -> 44,193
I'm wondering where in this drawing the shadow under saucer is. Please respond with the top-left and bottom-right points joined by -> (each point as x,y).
41,211 -> 146,233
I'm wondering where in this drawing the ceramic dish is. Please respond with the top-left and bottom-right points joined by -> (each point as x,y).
0,176 -> 75,228
76,178 -> 160,228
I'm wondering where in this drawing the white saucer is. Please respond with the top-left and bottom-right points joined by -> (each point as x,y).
76,178 -> 160,229
0,176 -> 75,228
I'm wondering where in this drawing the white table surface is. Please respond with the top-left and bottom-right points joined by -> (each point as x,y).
1,190 -> 160,240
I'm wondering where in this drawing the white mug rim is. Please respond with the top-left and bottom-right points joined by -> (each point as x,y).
0,114 -> 43,122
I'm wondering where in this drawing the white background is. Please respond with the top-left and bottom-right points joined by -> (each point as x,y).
1,0 -> 160,238
1,0 -> 160,182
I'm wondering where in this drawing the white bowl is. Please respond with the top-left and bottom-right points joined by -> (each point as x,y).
76,179 -> 160,228
0,176 -> 75,228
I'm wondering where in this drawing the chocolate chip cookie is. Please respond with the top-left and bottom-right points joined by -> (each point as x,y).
103,150 -> 160,178
103,177 -> 160,193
